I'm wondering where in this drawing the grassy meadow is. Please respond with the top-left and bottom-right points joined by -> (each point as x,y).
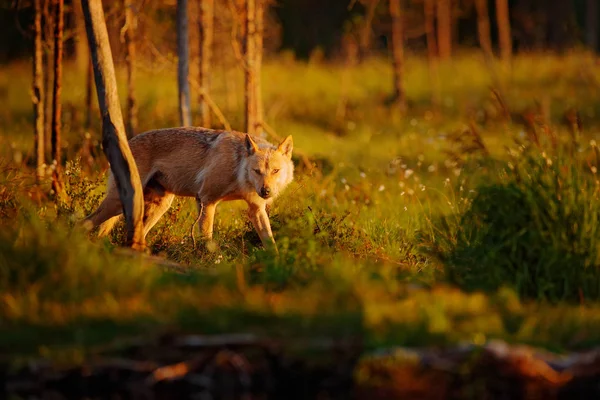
2,50 -> 600,364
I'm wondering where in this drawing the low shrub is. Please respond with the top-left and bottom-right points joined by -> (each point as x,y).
434,142 -> 600,302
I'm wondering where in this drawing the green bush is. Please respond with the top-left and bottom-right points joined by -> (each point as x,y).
436,144 -> 600,302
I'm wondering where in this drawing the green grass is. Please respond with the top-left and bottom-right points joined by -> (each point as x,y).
2,51 -> 600,362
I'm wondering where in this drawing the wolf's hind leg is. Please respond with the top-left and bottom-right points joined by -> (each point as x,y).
143,193 -> 175,237
83,195 -> 123,237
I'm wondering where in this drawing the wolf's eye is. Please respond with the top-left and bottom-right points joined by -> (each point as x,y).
254,169 -> 262,175
272,169 -> 280,174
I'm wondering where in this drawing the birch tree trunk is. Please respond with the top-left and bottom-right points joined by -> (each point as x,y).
33,0 -> 45,183
198,0 -> 213,128
244,0 -> 258,135
123,0 -> 137,137
81,0 -> 146,250
177,0 -> 192,126
389,0 -> 406,110
474,0 -> 493,59
436,0 -> 452,60
51,0 -> 65,196
496,0 -> 512,62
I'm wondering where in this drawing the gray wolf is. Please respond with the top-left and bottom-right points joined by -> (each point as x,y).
84,127 -> 294,250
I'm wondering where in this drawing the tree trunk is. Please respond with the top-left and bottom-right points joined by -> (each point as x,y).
73,0 -> 88,71
389,0 -> 406,110
177,0 -> 192,126
436,0 -> 452,60
496,0 -> 512,62
244,0 -> 258,135
33,0 -> 45,182
43,0 -> 54,161
425,0 -> 440,107
198,0 -> 213,128
123,0 -> 137,137
81,0 -> 146,251
51,0 -> 65,196
85,53 -> 93,130
255,0 -> 264,132
586,0 -> 598,52
474,0 -> 493,59
359,0 -> 379,59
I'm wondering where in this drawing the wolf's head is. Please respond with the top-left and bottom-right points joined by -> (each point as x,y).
244,134 -> 294,200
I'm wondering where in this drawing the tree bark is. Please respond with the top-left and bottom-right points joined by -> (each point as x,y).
586,0 -> 598,52
85,53 -> 93,130
51,0 -> 65,196
123,0 -> 137,137
33,0 -> 45,182
359,0 -> 379,59
177,0 -> 192,126
73,0 -> 88,71
425,0 -> 440,107
255,0 -> 264,132
244,0 -> 258,135
198,0 -> 213,128
43,0 -> 54,162
81,0 -> 146,250
474,0 -> 493,59
436,0 -> 452,60
389,0 -> 406,110
496,0 -> 512,62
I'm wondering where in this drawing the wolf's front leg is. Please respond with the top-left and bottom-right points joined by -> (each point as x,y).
247,202 -> 278,253
196,199 -> 217,239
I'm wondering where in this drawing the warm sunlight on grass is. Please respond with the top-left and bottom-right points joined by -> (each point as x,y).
2,52 -> 600,362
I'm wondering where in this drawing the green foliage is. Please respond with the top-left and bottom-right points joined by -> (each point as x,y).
435,141 -> 600,302
0,212 -> 158,303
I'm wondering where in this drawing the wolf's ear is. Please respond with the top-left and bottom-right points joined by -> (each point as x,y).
277,135 -> 293,159
245,134 -> 259,156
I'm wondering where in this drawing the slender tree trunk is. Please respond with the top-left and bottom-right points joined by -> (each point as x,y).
244,0 -> 258,135
43,0 -> 54,161
33,0 -> 45,182
73,0 -> 88,72
51,0 -> 65,196
198,0 -> 213,128
474,0 -> 493,59
123,0 -> 137,136
359,0 -> 379,59
82,53 -> 94,170
586,0 -> 598,52
425,0 -> 440,107
255,0 -> 264,132
81,0 -> 146,250
436,0 -> 452,60
389,0 -> 406,110
177,0 -> 192,126
496,0 -> 512,62
85,53 -> 93,130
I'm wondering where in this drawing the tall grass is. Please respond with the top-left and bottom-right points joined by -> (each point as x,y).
433,136 -> 600,302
